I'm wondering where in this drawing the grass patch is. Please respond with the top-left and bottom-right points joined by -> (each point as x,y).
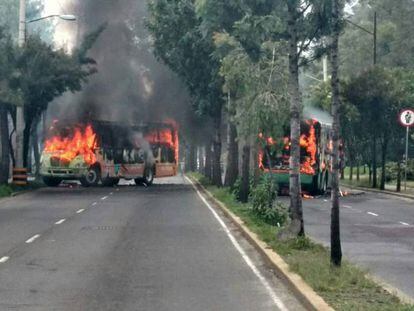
188,172 -> 414,311
0,184 -> 14,198
0,181 -> 44,199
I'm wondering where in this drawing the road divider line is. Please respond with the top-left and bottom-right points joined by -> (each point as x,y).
55,219 -> 66,225
367,212 -> 379,217
0,256 -> 9,263
399,222 -> 410,226
109,192 -> 113,195
25,234 -> 40,244
92,202 -> 97,206
185,176 -> 289,311
76,209 -> 85,214
343,205 -> 352,209
101,196 -> 108,200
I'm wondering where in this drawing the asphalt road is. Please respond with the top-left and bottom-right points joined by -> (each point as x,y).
0,176 -> 304,311
301,191 -> 414,299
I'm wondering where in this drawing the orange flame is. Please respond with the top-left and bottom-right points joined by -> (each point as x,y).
44,125 -> 97,165
258,120 -> 318,175
145,122 -> 179,163
299,120 -> 317,174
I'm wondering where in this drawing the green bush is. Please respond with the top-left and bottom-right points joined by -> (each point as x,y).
0,184 -> 13,198
231,177 -> 253,201
384,160 -> 414,182
198,174 -> 212,186
249,176 -> 288,226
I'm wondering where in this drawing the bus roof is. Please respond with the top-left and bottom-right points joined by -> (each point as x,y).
303,106 -> 333,126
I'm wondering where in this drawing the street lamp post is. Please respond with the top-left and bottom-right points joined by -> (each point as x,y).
13,0 -> 76,185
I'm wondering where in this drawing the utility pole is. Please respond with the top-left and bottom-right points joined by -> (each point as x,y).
15,0 -> 26,171
345,11 -> 378,66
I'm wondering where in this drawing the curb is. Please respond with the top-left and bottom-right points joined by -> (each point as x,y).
342,184 -> 414,200
367,275 -> 414,306
188,176 -> 334,311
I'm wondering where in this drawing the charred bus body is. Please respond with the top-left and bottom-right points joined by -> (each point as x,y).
40,120 -> 178,187
259,112 -> 333,195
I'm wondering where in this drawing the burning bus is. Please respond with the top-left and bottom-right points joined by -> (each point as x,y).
259,112 -> 333,195
40,120 -> 179,187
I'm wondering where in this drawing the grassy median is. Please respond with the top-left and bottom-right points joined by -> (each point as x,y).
189,172 -> 414,311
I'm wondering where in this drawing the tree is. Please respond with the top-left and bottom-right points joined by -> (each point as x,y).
340,0 -> 414,77
280,0 -> 331,237
215,33 -> 289,201
11,27 -> 103,168
343,67 -> 404,189
147,0 -> 225,187
330,0 -> 344,267
0,27 -> 20,184
194,0 -> 333,236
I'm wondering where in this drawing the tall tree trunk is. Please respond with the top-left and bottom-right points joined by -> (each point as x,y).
285,2 -> 304,237
224,122 -> 239,187
0,105 -> 10,184
356,160 -> 360,181
212,114 -> 222,187
396,161 -> 401,192
23,121 -> 32,168
190,144 -> 197,171
27,138 -> 32,174
32,126 -> 40,179
330,0 -> 342,267
363,164 -> 366,174
239,144 -> 250,203
349,163 -> 353,181
368,163 -> 372,184
198,146 -> 204,173
340,167 -> 344,180
372,137 -> 377,188
380,139 -> 388,190
251,141 -> 261,185
204,141 -> 212,180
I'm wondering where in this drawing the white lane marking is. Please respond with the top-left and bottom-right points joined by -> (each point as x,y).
25,234 -> 41,244
76,209 -> 85,214
0,256 -> 9,263
399,222 -> 410,226
367,212 -> 379,217
185,177 -> 288,311
101,196 -> 108,201
92,202 -> 97,206
109,192 -> 113,195
55,219 -> 66,225
343,205 -> 352,209
323,199 -> 328,202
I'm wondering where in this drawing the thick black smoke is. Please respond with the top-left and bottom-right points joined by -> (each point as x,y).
51,0 -> 190,126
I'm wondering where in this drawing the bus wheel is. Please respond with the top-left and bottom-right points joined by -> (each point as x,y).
134,177 -> 144,186
80,166 -> 100,187
143,167 -> 154,186
43,177 -> 62,187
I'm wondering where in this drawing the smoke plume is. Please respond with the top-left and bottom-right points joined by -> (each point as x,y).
50,0 -> 190,127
